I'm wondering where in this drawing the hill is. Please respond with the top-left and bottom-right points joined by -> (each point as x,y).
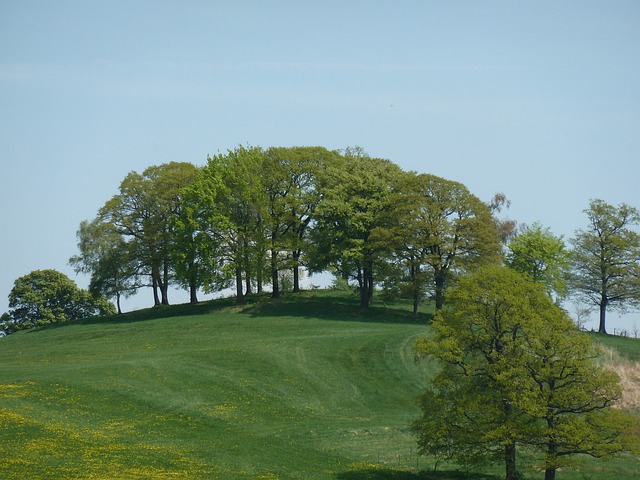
0,291 -> 639,480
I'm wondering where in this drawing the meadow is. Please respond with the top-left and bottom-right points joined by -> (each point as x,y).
0,291 -> 638,479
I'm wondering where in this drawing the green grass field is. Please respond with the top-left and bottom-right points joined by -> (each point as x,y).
0,291 -> 638,479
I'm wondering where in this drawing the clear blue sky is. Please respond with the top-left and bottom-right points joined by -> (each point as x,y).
1,1 -> 639,331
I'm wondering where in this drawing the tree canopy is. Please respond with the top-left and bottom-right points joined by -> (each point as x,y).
308,148 -> 405,308
61,145 -> 639,328
7,269 -> 115,329
506,221 -> 570,302
413,265 -> 639,480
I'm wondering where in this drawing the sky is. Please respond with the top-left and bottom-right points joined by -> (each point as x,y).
1,1 -> 639,332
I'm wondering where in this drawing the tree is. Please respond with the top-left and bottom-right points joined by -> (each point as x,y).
375,171 -> 432,317
7,269 -> 115,328
506,222 -> 570,302
404,173 -> 502,311
262,146 -> 334,296
488,192 -> 518,245
99,162 -> 199,306
184,146 -> 268,305
570,199 -> 640,334
413,265 -> 639,480
69,218 -> 139,314
309,148 -> 404,308
511,312 -> 638,480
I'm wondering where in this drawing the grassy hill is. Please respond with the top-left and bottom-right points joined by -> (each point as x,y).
0,291 -> 639,480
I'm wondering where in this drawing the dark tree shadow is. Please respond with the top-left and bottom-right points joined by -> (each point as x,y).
244,291 -> 433,325
27,289 -> 433,333
334,468 -> 499,480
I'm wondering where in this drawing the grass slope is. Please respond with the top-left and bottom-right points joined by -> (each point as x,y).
0,291 -> 638,480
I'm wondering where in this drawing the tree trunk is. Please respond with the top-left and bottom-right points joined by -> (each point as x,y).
116,292 -> 122,315
505,442 -> 517,480
245,273 -> 252,297
366,263 -> 374,305
235,266 -> 245,306
160,259 -> 170,305
292,250 -> 301,293
160,284 -> 169,305
244,251 -> 252,296
502,399 -> 518,480
434,269 -> 446,310
598,296 -> 608,334
359,263 -> 373,308
544,467 -> 556,480
189,284 -> 198,304
544,418 -> 558,480
189,262 -> 198,304
152,273 -> 161,306
271,249 -> 280,299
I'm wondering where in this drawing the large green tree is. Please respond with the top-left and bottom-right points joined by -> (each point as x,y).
413,265 -> 638,480
99,162 -> 199,306
510,311 -> 638,480
309,148 -> 404,308
401,172 -> 502,311
262,146 -> 335,296
7,269 -> 115,328
570,199 -> 640,334
183,146 -> 267,305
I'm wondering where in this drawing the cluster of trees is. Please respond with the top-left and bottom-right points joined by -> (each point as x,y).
70,145 -> 639,332
3,145 -> 639,332
413,265 -> 640,480
2,145 -> 640,479
68,145 -> 505,315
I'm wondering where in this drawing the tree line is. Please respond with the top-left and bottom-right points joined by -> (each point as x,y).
68,145 -> 506,315
3,145 -> 640,333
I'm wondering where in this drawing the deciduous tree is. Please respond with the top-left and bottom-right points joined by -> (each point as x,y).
262,146 -> 335,296
185,147 -> 267,305
413,265 -> 639,480
405,173 -> 502,310
99,162 -> 198,306
570,199 -> 640,334
70,219 -> 139,314
309,148 -> 404,308
8,269 -> 115,328
506,222 -> 570,302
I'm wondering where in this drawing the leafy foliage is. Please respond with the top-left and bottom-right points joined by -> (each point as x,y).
570,199 -> 640,334
506,221 -> 570,301
7,269 -> 115,329
98,162 -> 199,306
413,266 -> 640,480
309,148 -> 405,307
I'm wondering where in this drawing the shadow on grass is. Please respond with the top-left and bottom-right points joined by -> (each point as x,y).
26,295 -> 240,332
334,468 -> 498,480
27,289 -> 433,333
243,290 -> 433,326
